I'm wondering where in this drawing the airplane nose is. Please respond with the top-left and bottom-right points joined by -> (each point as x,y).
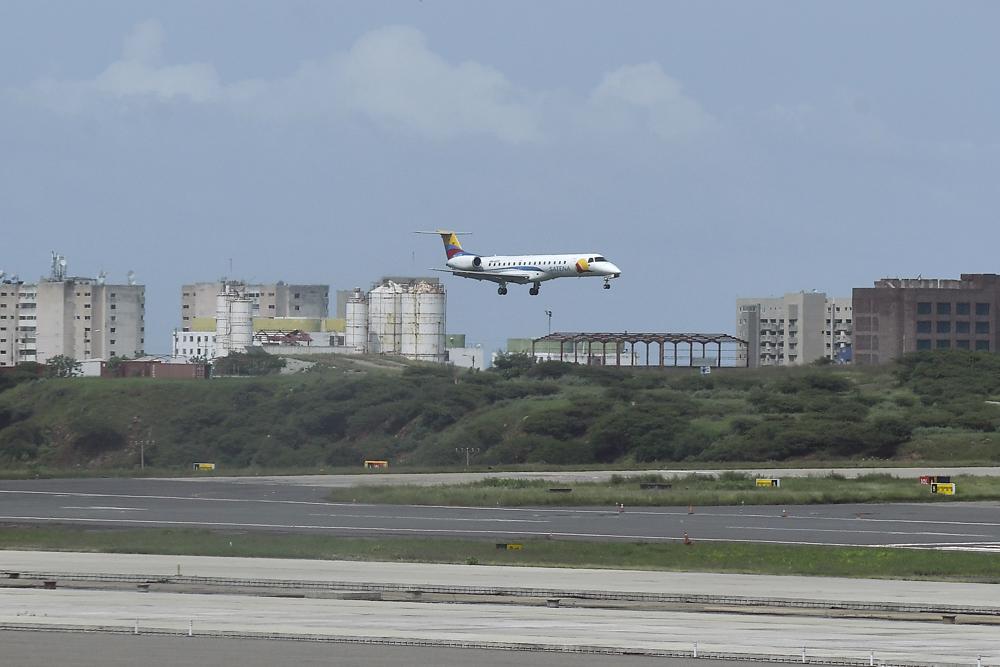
607,263 -> 621,277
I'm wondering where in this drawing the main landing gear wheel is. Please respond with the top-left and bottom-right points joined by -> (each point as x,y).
497,286 -> 508,295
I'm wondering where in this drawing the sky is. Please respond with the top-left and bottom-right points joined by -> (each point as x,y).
2,1 -> 999,354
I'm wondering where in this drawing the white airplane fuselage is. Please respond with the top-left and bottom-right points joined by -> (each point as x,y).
427,231 -> 621,295
446,253 -> 621,283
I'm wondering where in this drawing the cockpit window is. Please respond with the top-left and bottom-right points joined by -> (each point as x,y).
595,256 -> 607,262
588,257 -> 594,262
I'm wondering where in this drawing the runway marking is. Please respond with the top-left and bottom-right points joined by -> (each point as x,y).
60,506 -> 146,512
729,526 -> 991,538
0,515 -> 869,547
5,491 -> 1000,534
307,513 -> 548,524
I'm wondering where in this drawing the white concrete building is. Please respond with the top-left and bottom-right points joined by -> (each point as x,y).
172,331 -> 219,361
0,257 -> 144,367
448,346 -> 485,370
737,291 -> 852,367
181,281 -> 328,331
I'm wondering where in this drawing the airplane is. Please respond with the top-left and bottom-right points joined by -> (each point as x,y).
418,230 -> 622,295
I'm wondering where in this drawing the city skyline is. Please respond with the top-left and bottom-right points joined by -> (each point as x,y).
3,2 -> 999,354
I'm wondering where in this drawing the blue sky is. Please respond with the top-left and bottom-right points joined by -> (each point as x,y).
2,1 -> 999,353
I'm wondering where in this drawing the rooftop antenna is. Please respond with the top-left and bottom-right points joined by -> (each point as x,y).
50,251 -> 68,281
97,270 -> 107,285
127,270 -> 136,286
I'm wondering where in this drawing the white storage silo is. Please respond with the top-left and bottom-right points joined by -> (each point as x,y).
367,281 -> 403,354
215,288 -> 232,353
401,281 -> 446,363
230,295 -> 253,353
345,287 -> 368,351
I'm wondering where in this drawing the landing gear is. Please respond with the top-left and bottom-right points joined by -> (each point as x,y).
497,285 -> 508,295
603,277 -> 612,290
529,282 -> 540,296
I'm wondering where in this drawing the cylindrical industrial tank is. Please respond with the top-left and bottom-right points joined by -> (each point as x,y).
230,296 -> 253,353
400,281 -> 446,362
345,287 -> 368,351
215,290 -> 231,353
367,281 -> 402,354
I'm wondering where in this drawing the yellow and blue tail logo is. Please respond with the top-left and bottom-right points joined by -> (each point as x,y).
441,232 -> 467,259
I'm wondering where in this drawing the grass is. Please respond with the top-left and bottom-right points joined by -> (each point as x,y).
324,473 -> 1000,507
0,525 -> 997,582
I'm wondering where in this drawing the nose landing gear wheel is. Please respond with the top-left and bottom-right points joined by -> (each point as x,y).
603,282 -> 611,290
497,286 -> 508,295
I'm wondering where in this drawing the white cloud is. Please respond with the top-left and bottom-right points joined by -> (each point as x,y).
586,63 -> 714,141
15,23 -> 712,145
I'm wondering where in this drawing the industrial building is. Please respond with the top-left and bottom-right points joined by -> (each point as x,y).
736,292 -> 852,367
172,277 -> 455,366
853,274 -> 1000,365
0,254 -> 144,366
180,281 -> 328,331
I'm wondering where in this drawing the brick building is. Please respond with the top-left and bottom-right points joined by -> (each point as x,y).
852,274 -> 1000,365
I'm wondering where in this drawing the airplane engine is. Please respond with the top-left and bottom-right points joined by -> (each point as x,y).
449,255 -> 482,271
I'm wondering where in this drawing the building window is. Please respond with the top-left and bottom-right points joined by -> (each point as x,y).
956,321 -> 970,334
294,305 -> 300,311
294,293 -> 300,298
976,303 -> 990,316
957,302 -> 970,315
917,302 -> 932,314
975,321 -> 990,334
956,340 -> 970,349
916,321 -> 932,333
976,340 -> 990,351
936,321 -> 951,334
936,339 -> 951,349
937,302 -> 951,315
916,339 -> 932,350
110,304 -> 116,309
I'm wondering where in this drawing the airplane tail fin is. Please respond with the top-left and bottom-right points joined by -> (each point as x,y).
416,230 -> 472,260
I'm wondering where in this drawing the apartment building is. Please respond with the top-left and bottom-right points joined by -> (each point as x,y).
0,262 -> 144,367
180,281 -> 328,331
852,274 -> 1000,365
737,292 -> 852,367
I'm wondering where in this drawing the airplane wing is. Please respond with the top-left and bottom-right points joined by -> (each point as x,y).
430,268 -> 538,285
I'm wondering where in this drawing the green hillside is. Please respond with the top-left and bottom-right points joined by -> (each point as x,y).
1,351 -> 1000,472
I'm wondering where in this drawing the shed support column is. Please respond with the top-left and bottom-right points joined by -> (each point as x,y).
645,342 -> 650,367
559,340 -> 564,362
717,342 -> 723,367
659,341 -> 665,367
616,342 -> 621,366
689,342 -> 694,366
673,341 -> 678,367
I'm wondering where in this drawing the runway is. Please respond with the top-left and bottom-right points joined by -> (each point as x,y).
0,478 -> 999,548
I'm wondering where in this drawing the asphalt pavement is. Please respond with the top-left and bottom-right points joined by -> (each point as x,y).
0,477 -> 999,548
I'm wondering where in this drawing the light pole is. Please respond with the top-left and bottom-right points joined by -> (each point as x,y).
455,447 -> 480,469
545,310 -> 552,335
130,416 -> 153,471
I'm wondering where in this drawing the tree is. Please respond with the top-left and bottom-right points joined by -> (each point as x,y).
105,355 -> 130,373
46,355 -> 81,378
491,352 -> 535,379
